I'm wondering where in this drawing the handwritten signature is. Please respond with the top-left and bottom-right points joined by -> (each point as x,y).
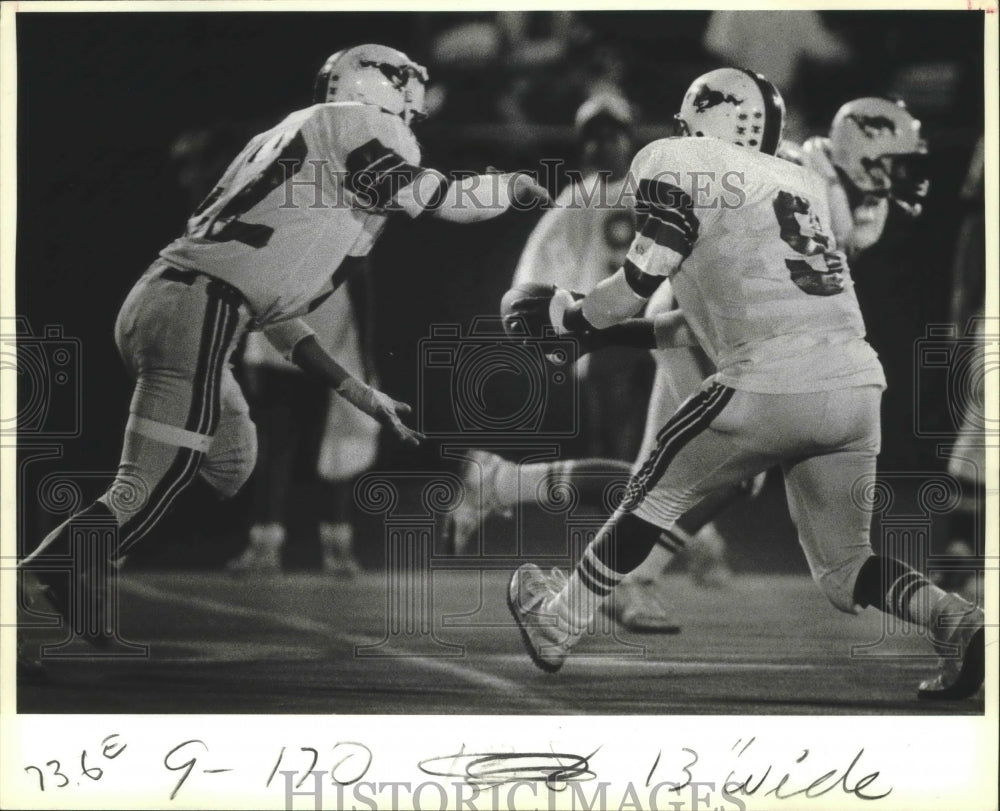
419,746 -> 599,789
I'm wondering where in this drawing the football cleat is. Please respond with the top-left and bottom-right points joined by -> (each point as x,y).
507,564 -> 581,673
601,577 -> 681,634
675,67 -> 785,155
26,568 -> 115,650
444,451 -> 511,555
17,636 -> 47,683
917,596 -> 985,701
314,44 -> 429,126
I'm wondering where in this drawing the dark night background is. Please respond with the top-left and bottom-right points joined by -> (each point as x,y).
13,11 -> 986,571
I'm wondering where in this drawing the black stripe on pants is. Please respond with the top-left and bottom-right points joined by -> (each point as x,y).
117,281 -> 241,555
620,383 -> 735,512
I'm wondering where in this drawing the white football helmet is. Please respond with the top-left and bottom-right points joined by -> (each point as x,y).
828,97 -> 928,203
676,67 -> 785,155
314,44 -> 429,126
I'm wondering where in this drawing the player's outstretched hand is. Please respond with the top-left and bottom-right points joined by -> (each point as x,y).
511,173 -> 553,208
337,379 -> 425,446
547,287 -> 578,336
485,166 -> 553,209
372,392 -> 425,447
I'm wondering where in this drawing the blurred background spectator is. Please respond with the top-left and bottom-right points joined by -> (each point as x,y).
512,93 -> 650,461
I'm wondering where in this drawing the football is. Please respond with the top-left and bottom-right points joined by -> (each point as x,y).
499,281 -> 558,339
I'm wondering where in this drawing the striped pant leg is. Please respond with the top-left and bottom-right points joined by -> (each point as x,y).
198,367 -> 257,500
105,275 -> 248,556
623,383 -> 772,531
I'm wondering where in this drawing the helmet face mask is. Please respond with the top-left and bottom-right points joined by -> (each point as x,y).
675,67 -> 785,155
314,44 -> 429,126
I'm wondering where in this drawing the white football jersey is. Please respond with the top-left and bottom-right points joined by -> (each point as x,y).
628,136 -> 885,394
160,103 -> 421,326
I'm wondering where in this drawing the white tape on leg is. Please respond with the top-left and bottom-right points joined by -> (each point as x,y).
126,413 -> 213,453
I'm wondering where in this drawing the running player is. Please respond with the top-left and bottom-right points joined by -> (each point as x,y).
19,44 -> 550,653
492,94 -> 933,629
451,96 -> 742,629
508,68 -> 984,700
608,94 -> 933,619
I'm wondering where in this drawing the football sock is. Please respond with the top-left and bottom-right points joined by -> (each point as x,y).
21,501 -> 119,622
493,458 -> 632,510
319,521 -> 353,551
249,522 -> 286,550
853,555 -> 957,629
22,500 -> 118,567
550,512 -> 662,630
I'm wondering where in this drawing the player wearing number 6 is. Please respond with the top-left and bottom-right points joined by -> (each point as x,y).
18,44 -> 550,657
508,67 -> 984,700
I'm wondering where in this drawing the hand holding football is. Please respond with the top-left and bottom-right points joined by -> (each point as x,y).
500,282 -> 558,339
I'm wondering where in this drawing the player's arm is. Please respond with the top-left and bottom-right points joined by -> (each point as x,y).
559,177 -> 698,331
392,168 -> 551,223
503,285 -> 695,352
333,108 -> 551,223
579,310 -> 697,354
263,319 -> 423,446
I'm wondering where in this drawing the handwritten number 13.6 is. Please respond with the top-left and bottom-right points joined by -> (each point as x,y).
24,734 -> 126,791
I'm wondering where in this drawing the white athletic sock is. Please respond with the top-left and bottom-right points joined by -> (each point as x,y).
493,460 -> 568,508
249,522 -> 286,550
550,546 -> 622,633
319,521 -> 353,552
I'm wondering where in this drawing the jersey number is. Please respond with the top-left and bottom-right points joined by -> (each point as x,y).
188,131 -> 308,248
772,191 -> 847,297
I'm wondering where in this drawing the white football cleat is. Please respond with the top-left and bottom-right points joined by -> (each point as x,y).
507,564 -> 581,672
446,451 -> 510,555
917,595 -> 985,701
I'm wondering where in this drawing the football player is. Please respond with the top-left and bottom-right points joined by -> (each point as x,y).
493,93 -> 934,629
605,94 -> 933,622
19,44 -> 550,653
451,95 -> 741,630
507,68 -> 984,700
